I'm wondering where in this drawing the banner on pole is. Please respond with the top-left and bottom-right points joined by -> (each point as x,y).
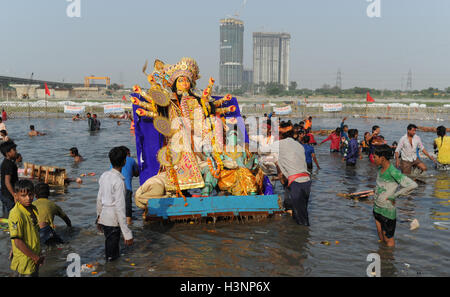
64,105 -> 85,114
273,105 -> 292,115
323,103 -> 343,112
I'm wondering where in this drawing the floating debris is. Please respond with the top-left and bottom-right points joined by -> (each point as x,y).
81,264 -> 96,272
410,219 -> 420,230
255,230 -> 269,234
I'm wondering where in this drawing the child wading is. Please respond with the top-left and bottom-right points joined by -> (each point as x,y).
372,145 -> 418,247
96,147 -> 133,261
345,129 -> 361,167
33,183 -> 72,245
301,135 -> 320,172
8,180 -> 44,277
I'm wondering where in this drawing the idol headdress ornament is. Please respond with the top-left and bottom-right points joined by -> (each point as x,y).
165,57 -> 200,87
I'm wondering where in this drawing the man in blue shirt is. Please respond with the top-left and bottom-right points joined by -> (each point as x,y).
111,146 -> 139,225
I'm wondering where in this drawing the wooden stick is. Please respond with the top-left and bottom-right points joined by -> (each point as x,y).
44,168 -> 49,184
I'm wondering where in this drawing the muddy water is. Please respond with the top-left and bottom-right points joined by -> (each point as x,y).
0,117 -> 448,277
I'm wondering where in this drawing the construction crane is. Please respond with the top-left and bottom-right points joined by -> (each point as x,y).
84,76 -> 111,88
234,0 -> 247,18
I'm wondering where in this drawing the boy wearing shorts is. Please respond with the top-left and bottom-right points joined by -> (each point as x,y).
373,145 -> 418,247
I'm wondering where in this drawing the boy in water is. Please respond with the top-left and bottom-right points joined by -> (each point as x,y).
32,183 -> 72,245
69,147 -> 83,163
345,129 -> 361,167
110,146 -> 139,225
8,180 -> 44,277
1,141 -> 19,217
368,125 -> 384,163
28,125 -> 46,137
301,135 -> 320,172
319,127 -> 341,153
96,147 -> 133,261
372,145 -> 418,247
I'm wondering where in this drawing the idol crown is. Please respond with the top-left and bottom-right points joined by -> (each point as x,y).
165,57 -> 200,87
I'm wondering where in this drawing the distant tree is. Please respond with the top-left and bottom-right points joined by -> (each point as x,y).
265,83 -> 285,96
289,81 -> 297,91
108,83 -> 121,91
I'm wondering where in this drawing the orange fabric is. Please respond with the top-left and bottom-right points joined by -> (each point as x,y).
304,120 -> 311,130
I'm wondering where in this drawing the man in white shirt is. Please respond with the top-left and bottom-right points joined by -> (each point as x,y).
395,124 -> 435,174
264,122 -> 311,226
96,147 -> 133,261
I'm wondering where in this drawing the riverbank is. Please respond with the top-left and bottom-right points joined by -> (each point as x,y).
0,97 -> 448,121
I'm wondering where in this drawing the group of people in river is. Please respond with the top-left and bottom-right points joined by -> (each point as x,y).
0,55 -> 449,277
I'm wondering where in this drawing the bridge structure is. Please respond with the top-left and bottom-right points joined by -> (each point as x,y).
0,75 -> 106,88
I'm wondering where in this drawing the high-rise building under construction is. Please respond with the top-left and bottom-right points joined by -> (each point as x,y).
253,32 -> 290,88
219,18 -> 244,91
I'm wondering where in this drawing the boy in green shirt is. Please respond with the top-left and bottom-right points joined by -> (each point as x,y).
373,145 -> 418,247
32,183 -> 71,245
8,180 -> 44,276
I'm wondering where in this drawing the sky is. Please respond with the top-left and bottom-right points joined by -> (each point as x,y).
1,0 -> 450,90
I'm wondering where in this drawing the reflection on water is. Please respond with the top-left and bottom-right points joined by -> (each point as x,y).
0,117 -> 448,277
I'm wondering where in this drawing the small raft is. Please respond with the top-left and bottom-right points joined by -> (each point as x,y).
22,162 -> 67,186
145,194 -> 283,223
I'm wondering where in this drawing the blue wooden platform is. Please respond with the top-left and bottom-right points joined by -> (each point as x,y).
147,194 -> 282,220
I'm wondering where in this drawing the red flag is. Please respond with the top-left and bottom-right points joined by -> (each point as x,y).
44,83 -> 51,96
122,95 -> 127,101
366,91 -> 375,102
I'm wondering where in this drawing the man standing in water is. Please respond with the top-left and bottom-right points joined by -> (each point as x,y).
395,124 -> 436,174
86,113 -> 95,131
265,122 -> 312,226
93,114 -> 101,131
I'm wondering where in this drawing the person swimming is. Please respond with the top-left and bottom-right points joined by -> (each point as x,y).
69,147 -> 83,163
28,125 -> 46,137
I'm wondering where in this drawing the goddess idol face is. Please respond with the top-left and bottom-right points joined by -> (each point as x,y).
176,76 -> 191,92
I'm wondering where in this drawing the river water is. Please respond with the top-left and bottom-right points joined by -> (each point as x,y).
0,117 -> 448,277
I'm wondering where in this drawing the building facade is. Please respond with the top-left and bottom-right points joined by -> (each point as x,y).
253,32 -> 291,88
219,18 -> 244,91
